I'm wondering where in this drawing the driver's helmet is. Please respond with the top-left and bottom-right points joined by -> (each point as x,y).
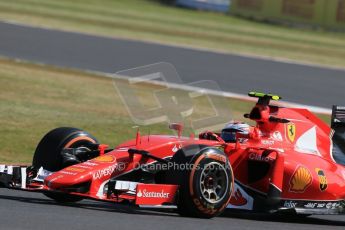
221,122 -> 250,143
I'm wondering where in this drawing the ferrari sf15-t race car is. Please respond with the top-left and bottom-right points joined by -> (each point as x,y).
0,92 -> 345,218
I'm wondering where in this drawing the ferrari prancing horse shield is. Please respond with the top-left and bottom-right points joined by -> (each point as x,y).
287,123 -> 296,142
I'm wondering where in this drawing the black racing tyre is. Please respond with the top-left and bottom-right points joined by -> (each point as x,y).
167,145 -> 234,218
33,127 -> 98,171
32,127 -> 98,203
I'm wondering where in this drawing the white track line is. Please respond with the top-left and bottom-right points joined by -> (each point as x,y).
7,57 -> 332,115
98,71 -> 332,115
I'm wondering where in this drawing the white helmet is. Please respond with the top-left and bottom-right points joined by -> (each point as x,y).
221,122 -> 250,143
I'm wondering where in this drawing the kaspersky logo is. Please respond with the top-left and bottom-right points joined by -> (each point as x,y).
137,189 -> 170,198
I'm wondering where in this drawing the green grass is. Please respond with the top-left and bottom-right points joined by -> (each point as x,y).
0,57 -> 330,164
0,0 -> 344,68
0,57 -> 260,163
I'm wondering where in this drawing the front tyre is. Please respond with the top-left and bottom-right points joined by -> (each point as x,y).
33,127 -> 98,171
32,127 -> 98,203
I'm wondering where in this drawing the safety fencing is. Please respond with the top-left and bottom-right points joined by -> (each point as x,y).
230,0 -> 345,30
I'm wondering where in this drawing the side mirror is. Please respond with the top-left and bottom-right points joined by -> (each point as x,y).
169,123 -> 184,138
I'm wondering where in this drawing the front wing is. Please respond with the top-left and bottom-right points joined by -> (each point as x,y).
0,164 -> 179,207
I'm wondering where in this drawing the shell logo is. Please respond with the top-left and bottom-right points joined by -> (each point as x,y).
289,165 -> 313,193
92,155 -> 115,163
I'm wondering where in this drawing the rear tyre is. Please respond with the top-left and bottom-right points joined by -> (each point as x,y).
33,127 -> 98,203
167,145 -> 233,218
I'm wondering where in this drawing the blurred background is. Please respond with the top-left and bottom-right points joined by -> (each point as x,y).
0,0 -> 344,163
174,0 -> 345,30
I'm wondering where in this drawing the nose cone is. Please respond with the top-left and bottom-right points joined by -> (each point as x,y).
45,165 -> 93,189
44,154 -> 120,190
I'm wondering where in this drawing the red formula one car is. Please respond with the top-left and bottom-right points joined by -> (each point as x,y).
1,92 -> 345,218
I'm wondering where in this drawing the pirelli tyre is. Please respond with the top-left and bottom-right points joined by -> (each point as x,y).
169,145 -> 234,218
32,127 -> 98,202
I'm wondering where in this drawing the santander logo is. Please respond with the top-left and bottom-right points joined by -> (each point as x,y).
137,189 -> 170,198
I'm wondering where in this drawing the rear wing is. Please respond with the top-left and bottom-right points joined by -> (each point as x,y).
331,105 -> 345,128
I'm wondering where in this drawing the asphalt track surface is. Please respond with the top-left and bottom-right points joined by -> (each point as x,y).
0,189 -> 344,230
0,21 -> 345,229
0,21 -> 345,109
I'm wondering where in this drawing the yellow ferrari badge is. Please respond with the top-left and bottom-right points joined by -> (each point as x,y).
287,123 -> 296,142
